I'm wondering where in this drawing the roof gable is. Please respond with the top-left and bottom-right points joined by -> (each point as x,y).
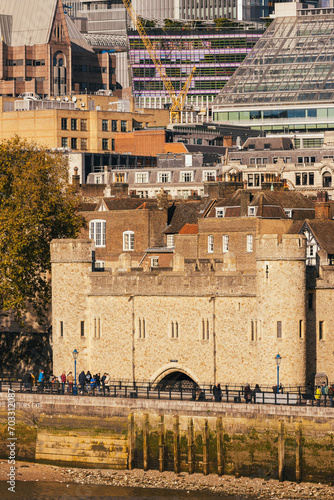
0,0 -> 60,46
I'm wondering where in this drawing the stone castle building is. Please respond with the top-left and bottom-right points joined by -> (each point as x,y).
51,207 -> 334,388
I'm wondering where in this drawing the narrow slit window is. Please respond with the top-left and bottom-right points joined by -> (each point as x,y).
277,321 -> 282,339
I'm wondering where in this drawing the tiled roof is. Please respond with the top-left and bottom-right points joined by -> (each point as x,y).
104,198 -> 158,211
207,190 -> 315,219
164,202 -> 202,234
179,223 -> 198,235
79,203 -> 97,212
79,198 -> 159,212
303,219 -> 334,255
242,137 -> 293,151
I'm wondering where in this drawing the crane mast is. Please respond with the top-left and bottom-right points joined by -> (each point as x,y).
122,0 -> 196,123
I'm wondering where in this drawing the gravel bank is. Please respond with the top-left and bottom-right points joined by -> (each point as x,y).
2,461 -> 334,499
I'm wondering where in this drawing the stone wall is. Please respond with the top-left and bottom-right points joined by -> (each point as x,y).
50,236 -> 311,387
0,394 -> 334,483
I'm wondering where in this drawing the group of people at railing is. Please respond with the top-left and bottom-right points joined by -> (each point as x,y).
22,370 -> 112,395
16,373 -> 334,407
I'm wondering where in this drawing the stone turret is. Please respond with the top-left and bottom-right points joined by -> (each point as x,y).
51,239 -> 94,375
255,234 -> 307,386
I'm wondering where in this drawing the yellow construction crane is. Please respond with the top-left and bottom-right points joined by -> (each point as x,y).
122,0 -> 196,123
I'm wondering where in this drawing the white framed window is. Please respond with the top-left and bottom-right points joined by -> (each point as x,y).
307,245 -> 316,257
203,170 -> 216,182
114,172 -> 127,182
89,220 -> 106,247
151,257 -> 159,268
158,171 -> 171,183
180,171 -> 193,182
247,234 -> 253,253
95,260 -> 105,269
135,172 -> 149,184
248,207 -> 256,216
284,209 -> 293,218
215,208 -> 225,218
222,235 -> 229,253
167,234 -> 175,248
123,231 -> 134,251
208,235 -> 214,253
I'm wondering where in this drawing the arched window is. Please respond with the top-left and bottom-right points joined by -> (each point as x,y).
123,231 -> 134,251
89,220 -> 106,247
323,173 -> 332,187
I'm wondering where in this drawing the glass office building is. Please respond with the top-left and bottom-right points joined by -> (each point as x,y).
213,4 -> 334,135
128,24 -> 265,121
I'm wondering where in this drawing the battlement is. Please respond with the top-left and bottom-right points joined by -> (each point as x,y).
51,239 -> 94,264
256,234 -> 306,261
88,269 -> 256,297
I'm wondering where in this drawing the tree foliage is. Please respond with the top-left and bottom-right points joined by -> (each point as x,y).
0,137 -> 85,322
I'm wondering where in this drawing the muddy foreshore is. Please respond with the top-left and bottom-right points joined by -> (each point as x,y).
2,461 -> 334,499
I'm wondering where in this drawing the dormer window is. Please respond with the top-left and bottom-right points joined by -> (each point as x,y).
216,208 -> 225,218
284,209 -> 293,218
248,144 -> 255,150
264,143 -> 271,150
248,207 -> 256,217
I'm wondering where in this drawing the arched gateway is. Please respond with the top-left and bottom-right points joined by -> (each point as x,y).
152,368 -> 199,391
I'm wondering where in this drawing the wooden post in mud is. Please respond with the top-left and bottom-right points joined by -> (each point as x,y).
217,417 -> 224,476
158,415 -> 165,472
188,417 -> 195,474
173,415 -> 180,473
278,420 -> 285,482
202,419 -> 209,475
295,422 -> 303,483
143,413 -> 149,471
128,413 -> 135,470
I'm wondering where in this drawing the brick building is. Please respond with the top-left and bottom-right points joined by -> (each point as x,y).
0,0 -> 115,97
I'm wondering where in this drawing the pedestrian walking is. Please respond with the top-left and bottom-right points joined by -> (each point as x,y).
38,370 -> 44,392
244,383 -> 252,404
79,371 -> 86,394
67,371 -> 74,393
315,385 -> 322,406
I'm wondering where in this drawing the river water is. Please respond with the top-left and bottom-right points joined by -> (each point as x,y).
0,481 -> 249,499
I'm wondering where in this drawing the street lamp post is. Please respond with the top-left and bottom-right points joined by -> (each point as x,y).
275,354 -> 281,394
72,349 -> 79,395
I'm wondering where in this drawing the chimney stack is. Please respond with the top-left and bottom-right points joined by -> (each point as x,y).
72,167 -> 80,191
315,191 -> 331,219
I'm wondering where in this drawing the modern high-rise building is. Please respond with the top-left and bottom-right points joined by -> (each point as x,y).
64,0 -> 296,24
128,23 -> 265,122
212,2 -> 334,140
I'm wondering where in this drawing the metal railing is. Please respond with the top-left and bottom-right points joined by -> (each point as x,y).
0,378 -> 333,407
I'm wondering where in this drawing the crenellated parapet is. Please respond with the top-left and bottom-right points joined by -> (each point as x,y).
256,234 -> 306,262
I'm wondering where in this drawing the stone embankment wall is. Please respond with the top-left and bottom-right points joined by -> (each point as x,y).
0,394 -> 334,484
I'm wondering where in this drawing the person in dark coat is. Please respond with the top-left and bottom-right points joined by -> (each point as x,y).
244,383 -> 252,404
95,373 -> 101,392
79,371 -> 86,394
23,372 -> 32,391
213,384 -> 220,402
217,383 -> 222,402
